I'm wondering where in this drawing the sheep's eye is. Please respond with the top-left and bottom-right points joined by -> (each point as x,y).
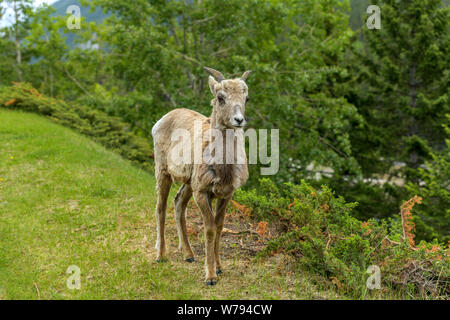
218,95 -> 225,104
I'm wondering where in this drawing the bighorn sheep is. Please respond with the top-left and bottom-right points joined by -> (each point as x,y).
151,67 -> 251,285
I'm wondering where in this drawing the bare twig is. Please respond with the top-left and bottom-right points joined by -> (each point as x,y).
192,14 -> 218,25
294,123 -> 348,158
154,43 -> 203,66
160,82 -> 177,108
210,47 -> 234,57
385,237 -> 401,245
134,124 -> 152,137
33,282 -> 41,300
400,209 -> 407,240
64,67 -> 94,99
326,233 -> 332,249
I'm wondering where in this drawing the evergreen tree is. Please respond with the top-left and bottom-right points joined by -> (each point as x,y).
352,0 -> 449,180
330,0 -> 450,224
407,115 -> 450,242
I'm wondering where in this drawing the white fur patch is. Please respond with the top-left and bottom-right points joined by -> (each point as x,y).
152,114 -> 168,137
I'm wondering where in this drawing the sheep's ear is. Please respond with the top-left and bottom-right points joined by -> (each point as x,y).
241,70 -> 252,81
208,75 -> 218,95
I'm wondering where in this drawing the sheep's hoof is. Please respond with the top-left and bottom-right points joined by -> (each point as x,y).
185,257 -> 195,263
156,257 -> 168,263
216,268 -> 223,275
205,279 -> 217,286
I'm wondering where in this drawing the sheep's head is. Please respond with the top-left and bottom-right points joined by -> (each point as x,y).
204,67 -> 251,129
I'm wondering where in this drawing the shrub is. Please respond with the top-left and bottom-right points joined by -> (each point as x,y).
0,83 -> 153,171
406,116 -> 450,243
234,178 -> 449,299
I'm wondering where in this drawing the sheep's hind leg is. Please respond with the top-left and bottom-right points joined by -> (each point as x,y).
155,174 -> 172,262
174,184 -> 195,262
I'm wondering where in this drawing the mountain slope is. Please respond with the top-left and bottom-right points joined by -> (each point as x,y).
52,0 -> 108,48
0,109 -> 337,299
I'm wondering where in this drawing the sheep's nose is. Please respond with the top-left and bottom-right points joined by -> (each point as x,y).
234,116 -> 244,125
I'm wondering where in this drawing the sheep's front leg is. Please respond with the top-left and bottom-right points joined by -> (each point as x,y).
214,197 -> 231,275
193,191 -> 217,285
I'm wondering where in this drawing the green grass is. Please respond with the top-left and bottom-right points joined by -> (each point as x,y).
0,109 -> 340,299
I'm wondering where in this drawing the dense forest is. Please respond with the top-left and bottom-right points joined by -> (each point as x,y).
0,0 -> 448,299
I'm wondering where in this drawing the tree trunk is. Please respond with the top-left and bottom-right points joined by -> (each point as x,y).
13,0 -> 23,81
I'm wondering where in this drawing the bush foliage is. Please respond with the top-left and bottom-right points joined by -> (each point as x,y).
0,83 -> 153,171
406,117 -> 450,243
235,178 -> 449,298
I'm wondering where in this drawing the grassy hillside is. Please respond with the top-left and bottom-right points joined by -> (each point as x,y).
0,109 -> 340,299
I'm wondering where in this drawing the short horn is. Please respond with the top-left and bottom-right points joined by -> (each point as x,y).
241,70 -> 252,81
203,66 -> 225,82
